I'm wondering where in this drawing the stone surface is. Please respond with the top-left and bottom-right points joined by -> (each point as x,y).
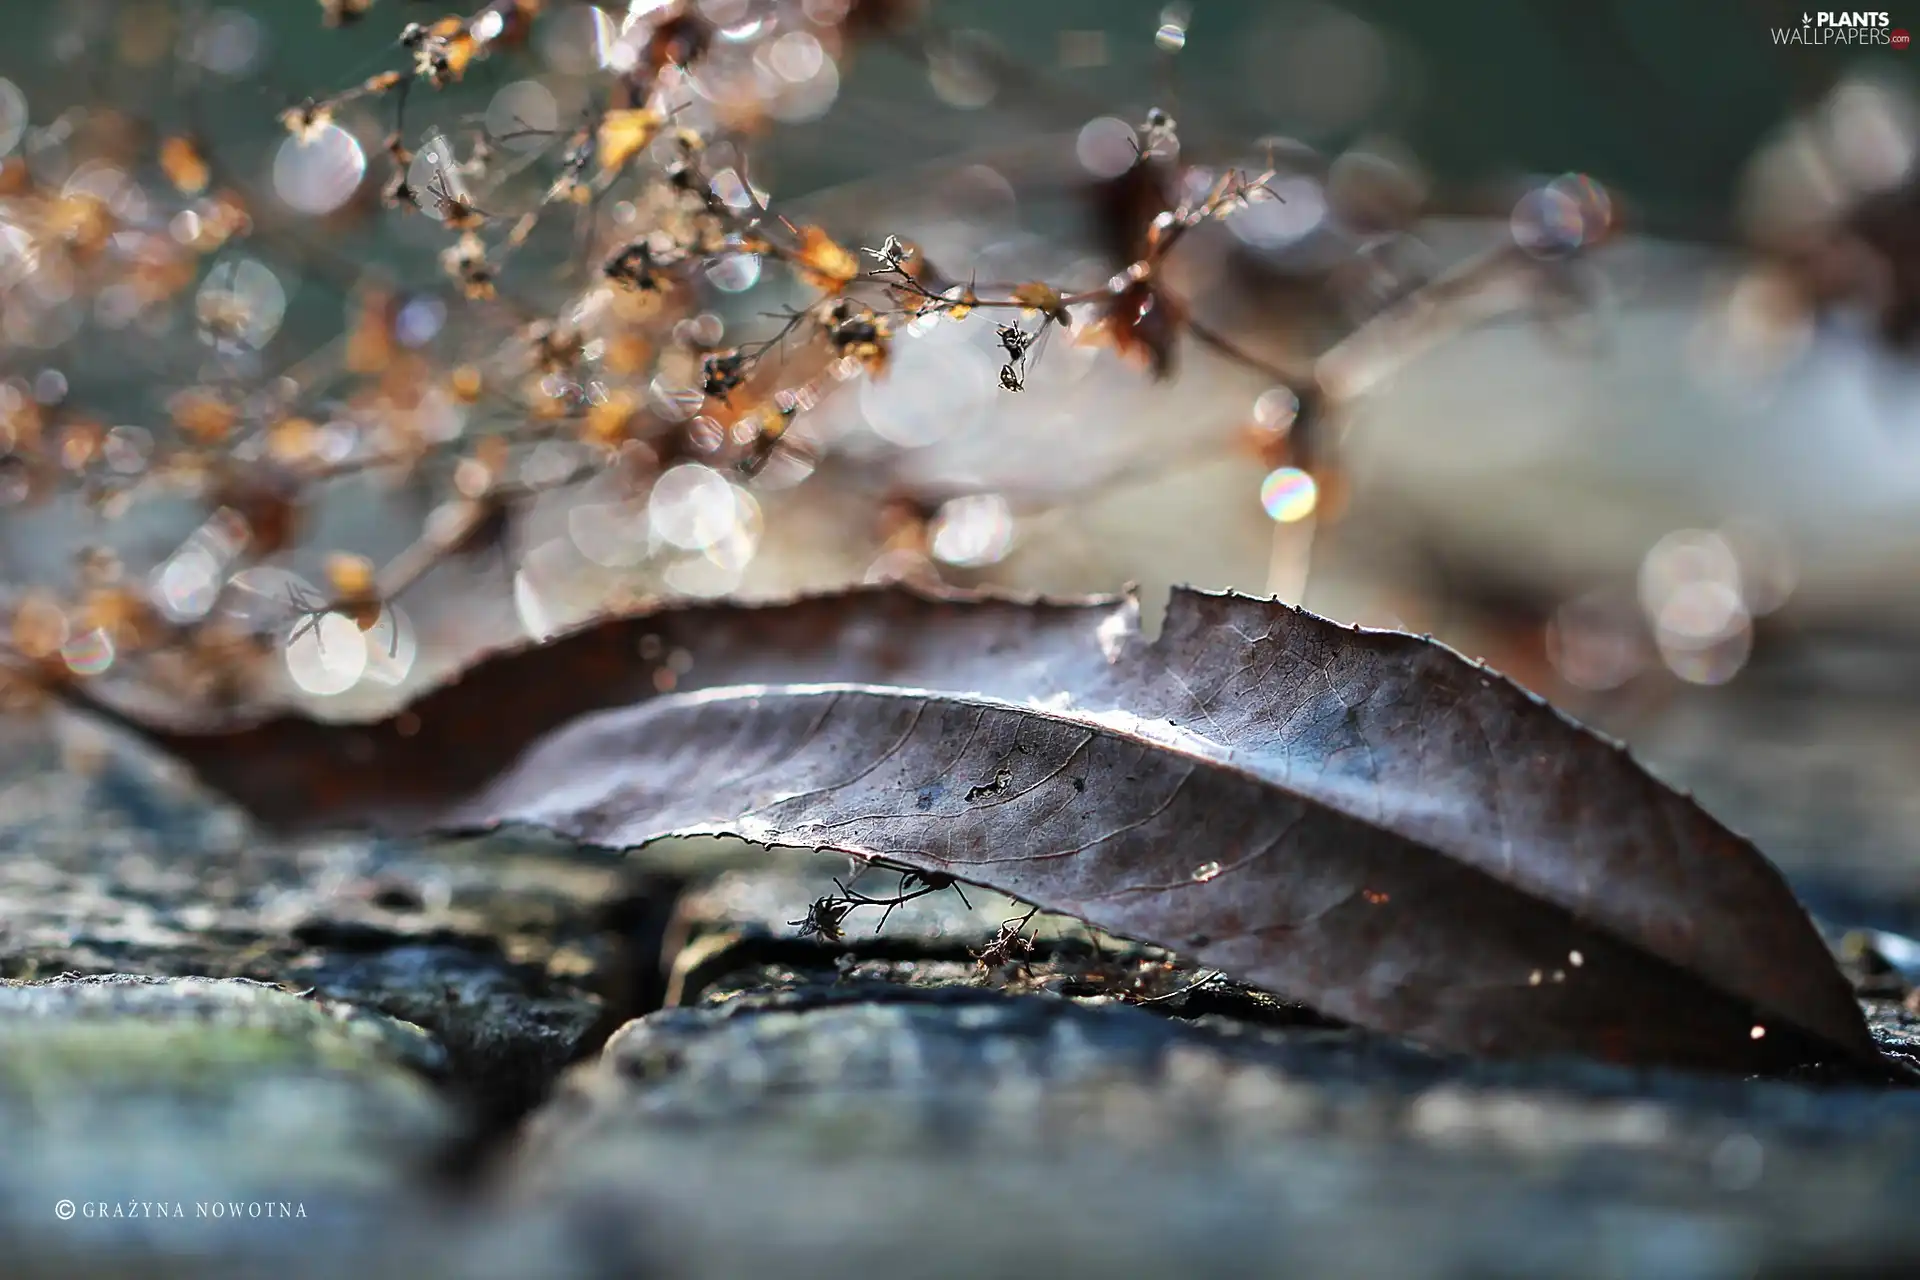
504,967 -> 1920,1280
7,711 -> 1920,1278
0,715 -> 680,1128
0,974 -> 449,1277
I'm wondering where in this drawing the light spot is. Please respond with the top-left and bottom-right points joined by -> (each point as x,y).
1251,386 -> 1299,439
1568,950 -> 1584,967
484,80 -> 559,152
1075,116 -> 1139,180
272,123 -> 366,217
60,627 -> 114,677
284,612 -> 367,696
767,31 -> 824,81
152,544 -> 224,623
0,79 -> 26,159
1710,1133 -> 1765,1191
196,257 -> 287,350
1260,466 -> 1318,522
649,463 -> 742,552
1749,1024 -> 1766,1040
1190,860 -> 1222,883
568,497 -> 651,569
706,252 -> 760,292
189,9 -> 265,76
357,608 -> 419,688
927,31 -> 996,109
1226,174 -> 1326,251
929,493 -> 1014,567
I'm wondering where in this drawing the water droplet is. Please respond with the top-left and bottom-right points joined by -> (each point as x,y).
1190,860 -> 1222,883
1260,467 -> 1318,522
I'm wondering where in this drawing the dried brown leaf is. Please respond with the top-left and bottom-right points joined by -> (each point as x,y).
65,586 -> 1884,1076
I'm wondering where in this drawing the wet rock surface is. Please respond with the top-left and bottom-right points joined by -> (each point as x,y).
4,715 -> 1920,1278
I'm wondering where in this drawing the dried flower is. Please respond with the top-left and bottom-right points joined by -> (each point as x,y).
792,226 -> 861,294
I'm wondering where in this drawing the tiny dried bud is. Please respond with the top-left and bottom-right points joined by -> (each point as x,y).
213,464 -> 304,556
1011,281 -> 1073,327
324,553 -> 375,599
266,417 -> 322,466
279,100 -> 333,142
159,135 -> 211,195
583,392 -> 638,447
324,552 -> 382,631
604,239 -> 668,291
792,225 -> 861,294
643,6 -> 713,75
11,591 -> 70,663
701,348 -> 749,398
441,232 -> 497,299
449,365 -> 485,403
597,107 -> 664,176
169,389 -> 238,444
320,0 -> 375,26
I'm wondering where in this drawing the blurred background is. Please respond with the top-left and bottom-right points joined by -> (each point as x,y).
5,0 -> 1920,931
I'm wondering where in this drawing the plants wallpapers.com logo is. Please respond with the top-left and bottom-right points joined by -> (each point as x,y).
1773,12 -> 1911,45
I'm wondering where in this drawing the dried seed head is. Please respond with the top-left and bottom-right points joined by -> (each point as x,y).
792,226 -> 861,294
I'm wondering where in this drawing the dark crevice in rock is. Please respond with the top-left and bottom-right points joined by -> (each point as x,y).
422,872 -> 690,1190
666,928 -> 1346,1034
